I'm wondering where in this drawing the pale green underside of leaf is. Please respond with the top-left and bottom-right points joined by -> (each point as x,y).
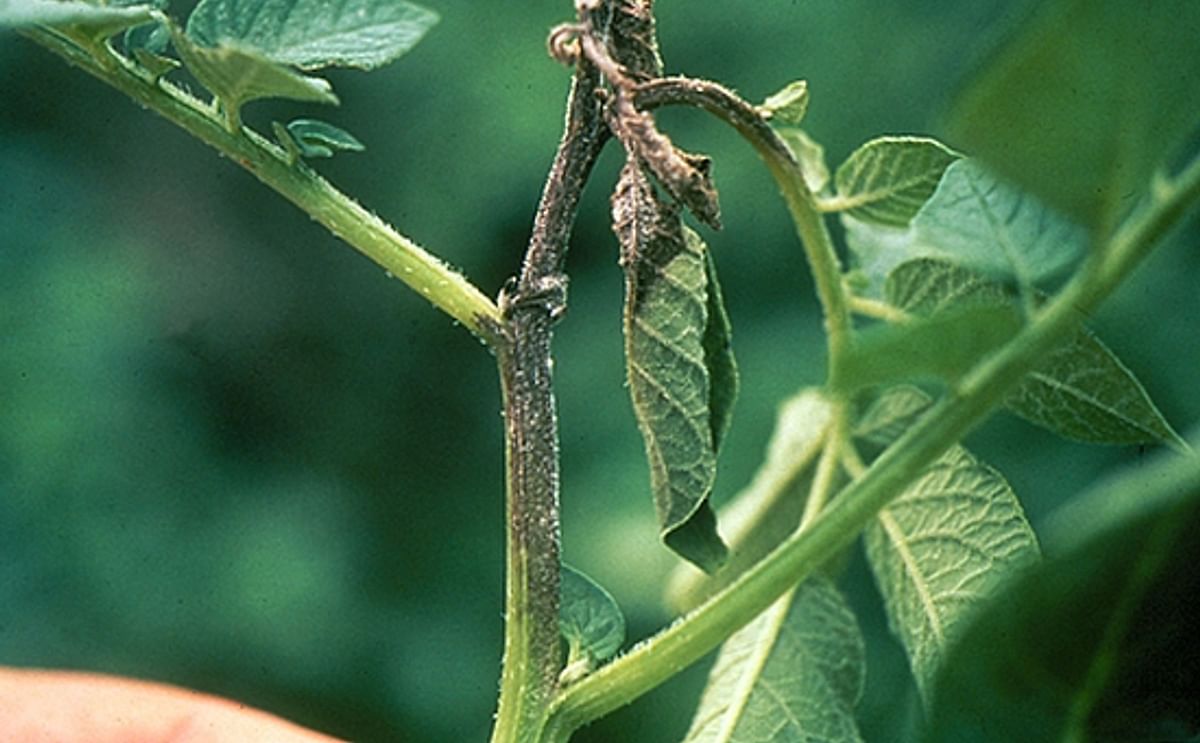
666,389 -> 832,613
862,398 -> 1040,705
0,0 -> 152,31
170,23 -> 337,129
925,449 -> 1200,741
761,80 -> 809,126
776,128 -> 830,195
830,136 -> 960,227
559,563 -> 625,667
186,0 -> 439,70
886,258 -> 1185,448
275,117 -> 365,160
852,384 -> 933,449
683,578 -> 865,743
947,0 -> 1200,232
844,159 -> 1088,295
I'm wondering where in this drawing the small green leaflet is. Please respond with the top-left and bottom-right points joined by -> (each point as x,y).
843,159 -> 1088,295
947,0 -> 1200,233
682,578 -> 865,743
273,118 -> 365,163
666,389 -> 832,613
886,258 -> 1185,448
860,389 -> 1040,706
612,160 -> 737,573
760,80 -> 809,125
559,564 -> 625,684
0,0 -> 154,39
776,128 -> 830,195
924,449 -> 1200,741
170,24 -> 338,131
186,0 -> 439,71
827,136 -> 959,227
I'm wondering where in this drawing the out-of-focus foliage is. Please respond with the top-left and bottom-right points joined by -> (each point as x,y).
2,1 -> 1197,741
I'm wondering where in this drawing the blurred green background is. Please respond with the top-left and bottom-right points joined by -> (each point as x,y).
2,1 -> 1198,740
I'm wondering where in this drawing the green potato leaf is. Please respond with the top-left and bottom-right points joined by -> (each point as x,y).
612,160 -> 737,573
0,0 -> 154,40
829,136 -> 960,227
0,0 -> 151,28
886,258 -> 1185,448
682,578 -> 865,743
863,423 -> 1041,705
171,25 -> 338,131
947,0 -> 1200,233
559,564 -> 625,683
273,118 -> 365,163
924,447 -> 1200,741
844,160 -> 1089,295
185,0 -> 439,71
760,80 -> 809,125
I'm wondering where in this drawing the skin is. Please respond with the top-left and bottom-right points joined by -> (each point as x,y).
0,668 -> 342,743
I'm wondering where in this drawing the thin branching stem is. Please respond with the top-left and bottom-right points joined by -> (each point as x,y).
21,26 -> 502,343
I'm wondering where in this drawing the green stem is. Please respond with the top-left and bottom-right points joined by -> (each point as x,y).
542,143 -> 1200,742
21,27 -> 503,344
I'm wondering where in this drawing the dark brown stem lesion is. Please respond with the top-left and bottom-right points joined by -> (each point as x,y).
491,2 -> 614,738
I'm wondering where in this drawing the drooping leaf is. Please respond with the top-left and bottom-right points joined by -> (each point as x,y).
761,80 -> 810,125
843,160 -> 1089,294
0,0 -> 154,38
666,389 -> 832,613
924,446 -> 1200,741
864,438 -> 1040,706
777,127 -> 830,195
612,161 -> 735,573
273,117 -> 365,163
169,23 -> 337,131
186,0 -> 439,71
829,136 -> 960,227
682,578 -> 865,743
947,0 -> 1200,232
558,563 -> 625,684
886,258 -> 1185,448
837,302 -> 1023,393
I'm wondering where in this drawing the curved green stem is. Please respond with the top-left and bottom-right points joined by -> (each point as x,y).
542,144 -> 1200,742
21,27 -> 503,344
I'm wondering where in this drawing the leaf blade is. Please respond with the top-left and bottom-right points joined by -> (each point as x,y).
924,449 -> 1200,741
559,564 -> 625,683
682,578 -> 865,743
185,0 -> 439,70
613,162 -> 734,573
0,0 -> 152,33
863,434 -> 1040,705
831,136 -> 960,227
886,258 -> 1185,448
